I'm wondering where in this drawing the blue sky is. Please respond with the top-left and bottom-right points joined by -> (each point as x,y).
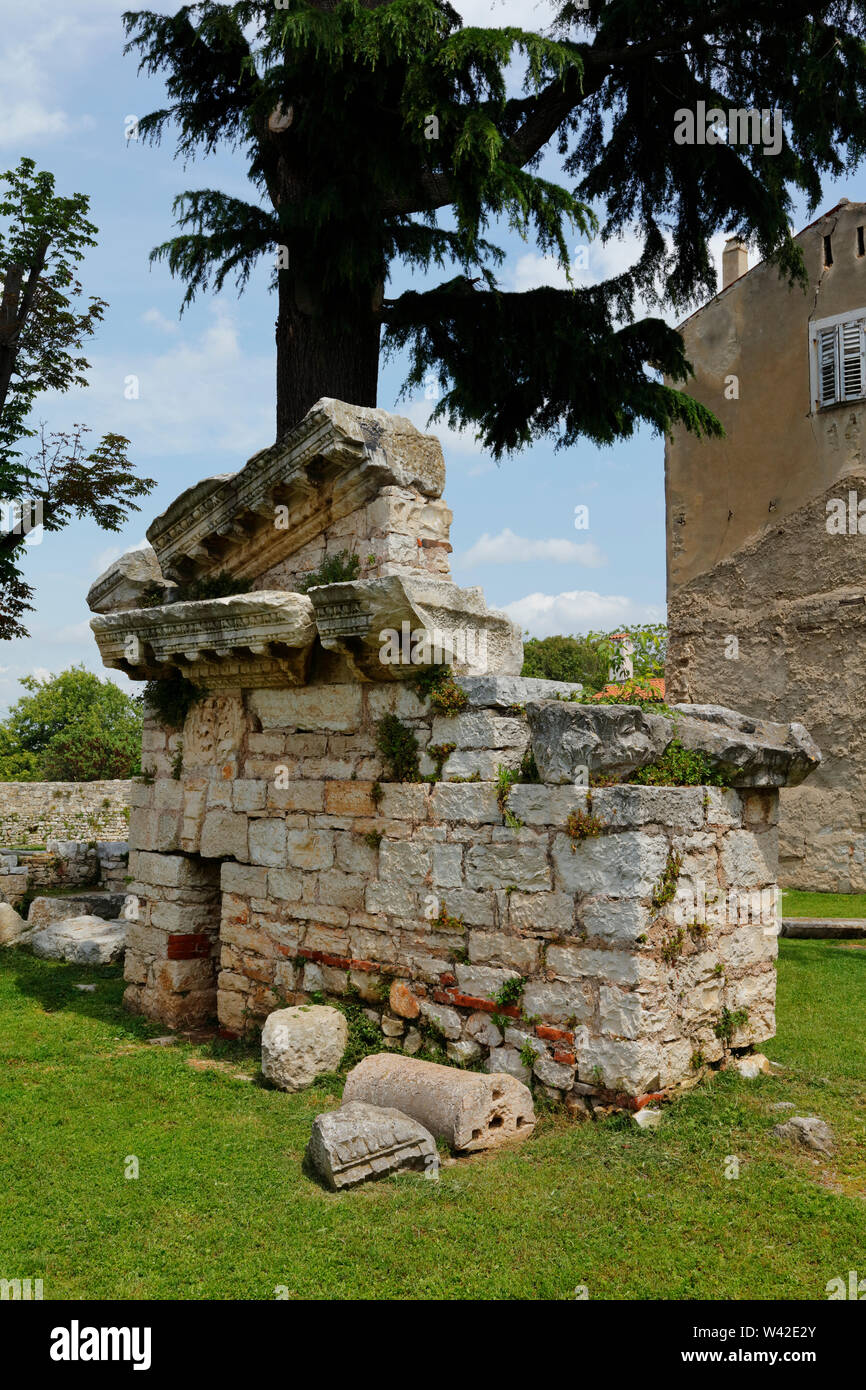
0,0 -> 854,712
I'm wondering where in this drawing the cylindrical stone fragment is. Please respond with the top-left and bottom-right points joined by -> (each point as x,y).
342,1053 -> 535,1151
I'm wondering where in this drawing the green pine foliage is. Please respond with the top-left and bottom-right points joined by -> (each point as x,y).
122,1 -> 866,449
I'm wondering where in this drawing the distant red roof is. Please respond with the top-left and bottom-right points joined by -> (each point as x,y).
593,677 -> 666,701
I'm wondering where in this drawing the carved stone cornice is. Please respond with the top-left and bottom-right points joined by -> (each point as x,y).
90,591 -> 316,690
307,575 -> 523,681
145,399 -> 446,583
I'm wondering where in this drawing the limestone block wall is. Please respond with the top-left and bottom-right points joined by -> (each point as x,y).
0,781 -> 133,846
667,476 -> 866,891
123,680 -> 780,1101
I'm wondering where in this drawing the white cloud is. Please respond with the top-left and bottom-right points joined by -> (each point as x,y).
509,229 -> 739,323
503,588 -> 665,638
461,527 -> 606,567
142,308 -> 180,335
40,304 -> 274,460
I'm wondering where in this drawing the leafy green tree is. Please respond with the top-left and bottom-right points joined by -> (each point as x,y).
124,0 -> 866,450
521,622 -> 667,689
0,158 -> 155,639
0,667 -> 143,782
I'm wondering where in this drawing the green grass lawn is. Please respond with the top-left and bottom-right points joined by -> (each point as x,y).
1,940 -> 864,1300
782,888 -> 866,918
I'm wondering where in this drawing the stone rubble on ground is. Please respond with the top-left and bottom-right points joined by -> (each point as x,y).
29,915 -> 127,965
0,901 -> 30,945
772,1115 -> 835,1155
306,1100 -> 437,1189
732,1052 -> 771,1079
26,893 -> 127,931
342,1052 -> 535,1151
260,1003 -> 348,1092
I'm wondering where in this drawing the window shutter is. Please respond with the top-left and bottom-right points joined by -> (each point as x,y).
818,326 -> 838,406
841,318 -> 865,400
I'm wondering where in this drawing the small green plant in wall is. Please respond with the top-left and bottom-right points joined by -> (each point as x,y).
492,976 -> 525,1008
375,715 -> 420,782
495,765 -> 523,829
714,1007 -> 749,1042
565,792 -> 608,848
410,664 -> 468,715
660,927 -> 686,965
651,847 -> 683,911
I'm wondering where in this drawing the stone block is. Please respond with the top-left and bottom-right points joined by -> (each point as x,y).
467,931 -> 540,974
285,829 -> 334,870
306,1101 -> 437,1189
343,1053 -> 535,1150
260,1004 -> 348,1091
200,812 -> 249,862
30,915 -> 126,965
250,685 -> 363,733
552,830 -> 668,898
454,962 -> 518,999
522,979 -> 593,1023
249,818 -> 288,867
465,843 -> 551,893
430,783 -> 501,824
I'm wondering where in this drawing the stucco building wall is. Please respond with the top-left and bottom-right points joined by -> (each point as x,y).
666,200 -> 866,888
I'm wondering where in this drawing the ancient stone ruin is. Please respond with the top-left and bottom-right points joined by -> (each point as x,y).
87,398 -> 821,1107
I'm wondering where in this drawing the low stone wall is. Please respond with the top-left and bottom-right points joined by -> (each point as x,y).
0,839 -> 129,907
0,781 -> 133,846
123,680 -> 791,1102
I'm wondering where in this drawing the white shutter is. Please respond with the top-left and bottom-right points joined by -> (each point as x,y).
818,326 -> 838,406
841,318 -> 865,400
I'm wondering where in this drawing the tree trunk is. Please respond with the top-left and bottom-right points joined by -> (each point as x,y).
275,270 -> 381,440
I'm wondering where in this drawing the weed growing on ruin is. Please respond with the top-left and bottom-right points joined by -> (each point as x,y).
688,920 -> 710,942
427,742 -> 455,779
492,976 -> 525,1008
139,571 -> 253,606
371,780 -> 384,807
496,764 -> 523,829
296,550 -> 360,592
691,1050 -> 706,1071
591,681 -> 673,714
363,830 -> 382,850
630,740 -> 731,787
330,997 -> 386,1071
410,664 -> 468,714
660,928 -> 686,964
143,671 -> 203,730
448,771 -> 481,782
170,742 -> 183,780
714,1007 -> 749,1042
139,766 -> 155,785
565,791 -> 608,848
519,1040 -> 538,1069
651,847 -> 683,910
434,904 -> 465,933
375,714 -> 420,782
519,747 -> 540,782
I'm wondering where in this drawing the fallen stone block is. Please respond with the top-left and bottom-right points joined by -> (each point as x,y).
526,699 -> 820,788
633,1107 -> 663,1129
772,1115 -> 835,1155
27,893 -> 126,931
306,1101 -> 437,1189
0,902 -> 30,946
261,1004 -> 348,1092
30,915 -> 126,965
342,1053 -> 535,1151
733,1052 -> 771,1079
